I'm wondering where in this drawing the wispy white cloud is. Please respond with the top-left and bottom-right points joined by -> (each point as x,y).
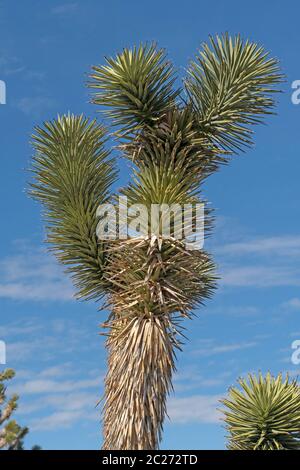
39,364 -> 74,379
7,337 -> 62,362
27,391 -> 99,431
281,298 -> 300,311
0,281 -> 73,301
167,394 -> 221,424
30,409 -> 95,431
216,236 -> 300,257
0,56 -> 25,75
212,228 -> 300,289
14,367 -> 102,431
0,246 -> 74,301
0,55 -> 44,80
173,369 -> 229,393
15,96 -> 56,117
16,376 -> 101,395
221,265 -> 300,288
52,3 -> 78,15
206,305 -> 259,317
192,340 -> 257,357
5,319 -> 98,363
0,322 -> 42,337
1,308 -> 102,371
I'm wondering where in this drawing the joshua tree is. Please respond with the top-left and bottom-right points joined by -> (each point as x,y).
0,369 -> 28,450
221,372 -> 300,450
29,34 -> 281,449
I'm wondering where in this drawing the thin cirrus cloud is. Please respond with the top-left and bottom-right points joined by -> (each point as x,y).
0,56 -> 25,75
0,248 -> 74,301
281,297 -> 300,311
4,317 -> 99,363
15,96 -> 57,117
191,341 -> 257,357
213,234 -> 300,288
12,366 -> 103,432
0,55 -> 43,79
173,369 -> 229,393
0,56 -> 53,116
167,394 -> 222,424
220,265 -> 300,288
51,3 -> 78,15
0,282 -> 73,301
0,322 -> 42,337
19,391 -> 100,431
14,376 -> 101,395
215,235 -> 300,257
30,409 -> 94,431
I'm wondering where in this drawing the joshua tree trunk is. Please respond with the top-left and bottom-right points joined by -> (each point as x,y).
102,316 -> 176,449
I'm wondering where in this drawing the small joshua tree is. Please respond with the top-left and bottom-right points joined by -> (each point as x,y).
0,369 -> 28,450
221,372 -> 300,450
29,34 -> 282,449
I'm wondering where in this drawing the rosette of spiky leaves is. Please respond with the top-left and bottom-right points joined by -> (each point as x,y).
185,33 -> 283,153
221,372 -> 300,450
0,369 -> 29,450
121,106 -> 224,180
29,114 -> 116,301
105,238 -> 216,321
88,43 -> 179,136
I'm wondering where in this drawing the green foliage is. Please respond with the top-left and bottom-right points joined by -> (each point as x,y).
221,372 -> 300,450
185,33 -> 282,152
30,114 -> 117,301
0,369 -> 29,450
89,43 -> 178,136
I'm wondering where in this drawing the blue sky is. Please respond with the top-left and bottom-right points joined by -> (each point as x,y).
0,0 -> 300,450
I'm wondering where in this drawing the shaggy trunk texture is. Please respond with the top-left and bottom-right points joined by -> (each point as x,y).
102,316 -> 177,450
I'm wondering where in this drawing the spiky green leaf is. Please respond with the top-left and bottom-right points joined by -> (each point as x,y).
185,34 -> 283,153
89,44 -> 178,136
29,114 -> 117,301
